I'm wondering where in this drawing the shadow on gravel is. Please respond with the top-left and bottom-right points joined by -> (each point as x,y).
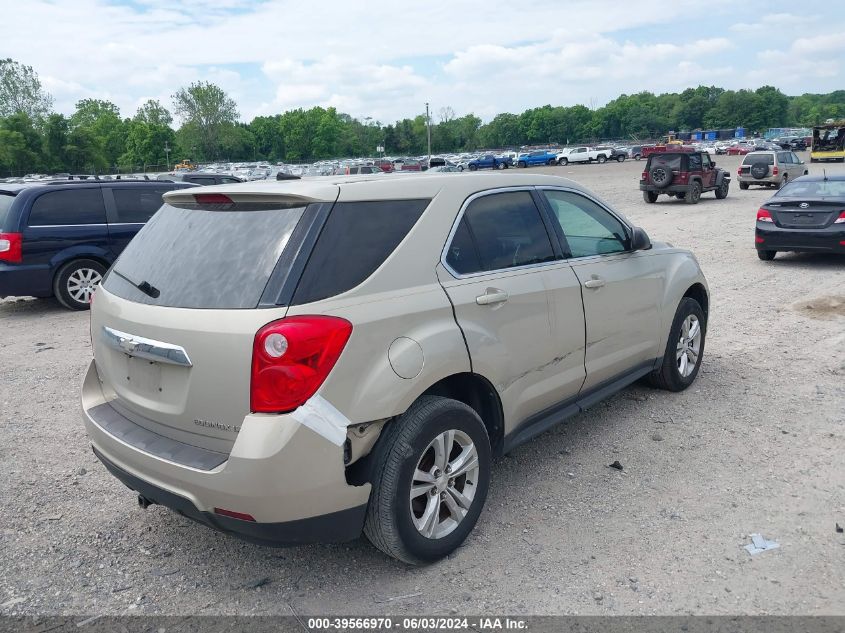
0,296 -> 66,318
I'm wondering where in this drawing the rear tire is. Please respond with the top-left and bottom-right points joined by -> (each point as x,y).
643,191 -> 658,203
597,155 -> 607,164
54,259 -> 106,310
518,161 -> 527,168
779,174 -> 788,189
648,297 -> 706,392
739,182 -> 749,190
634,154 -> 642,161
685,182 -> 701,204
468,164 -> 478,171
363,396 -> 491,564
617,154 -> 625,162
757,249 -> 776,261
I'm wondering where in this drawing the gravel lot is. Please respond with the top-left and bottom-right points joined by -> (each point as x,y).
1,155 -> 843,616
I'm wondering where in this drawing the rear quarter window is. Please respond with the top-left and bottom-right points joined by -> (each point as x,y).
111,187 -> 175,223
0,193 -> 15,227
291,199 -> 430,305
27,188 -> 107,226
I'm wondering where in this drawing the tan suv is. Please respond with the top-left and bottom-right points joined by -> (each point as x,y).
81,174 -> 710,564
738,150 -> 808,189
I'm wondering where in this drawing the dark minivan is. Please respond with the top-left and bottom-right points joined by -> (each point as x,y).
0,180 -> 194,310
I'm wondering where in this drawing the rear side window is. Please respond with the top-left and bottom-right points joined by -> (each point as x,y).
445,218 -> 483,275
448,191 -> 554,274
688,154 -> 702,170
28,189 -> 106,226
104,204 -> 305,309
292,199 -> 429,305
111,188 -> 172,223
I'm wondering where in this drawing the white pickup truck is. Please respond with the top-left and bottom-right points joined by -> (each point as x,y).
556,146 -> 612,165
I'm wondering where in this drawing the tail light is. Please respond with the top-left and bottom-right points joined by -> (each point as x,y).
834,211 -> 845,224
757,208 -> 773,223
772,166 -> 779,176
251,316 -> 352,413
641,171 -> 648,180
0,232 -> 22,263
737,168 -> 742,177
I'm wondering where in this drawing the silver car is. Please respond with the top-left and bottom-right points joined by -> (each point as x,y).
738,150 -> 808,189
81,173 -> 709,563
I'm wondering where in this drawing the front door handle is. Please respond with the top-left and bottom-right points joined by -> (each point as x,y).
583,276 -> 606,289
476,288 -> 509,305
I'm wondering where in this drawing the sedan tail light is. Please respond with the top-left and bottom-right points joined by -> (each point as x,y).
0,232 -> 22,263
757,209 -> 774,223
834,211 -> 845,224
251,316 -> 352,413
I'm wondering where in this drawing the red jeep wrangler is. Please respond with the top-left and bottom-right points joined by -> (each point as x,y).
640,151 -> 730,204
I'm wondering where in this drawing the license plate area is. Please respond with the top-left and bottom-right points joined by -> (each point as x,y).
123,355 -> 163,394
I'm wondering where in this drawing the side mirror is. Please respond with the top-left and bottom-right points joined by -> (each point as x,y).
631,226 -> 652,251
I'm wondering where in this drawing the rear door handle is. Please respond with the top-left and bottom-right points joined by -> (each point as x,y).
476,288 -> 509,305
583,276 -> 606,289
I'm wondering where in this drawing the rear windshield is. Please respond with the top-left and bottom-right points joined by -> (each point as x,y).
777,180 -> 845,197
103,204 -> 305,309
0,193 -> 15,226
743,154 -> 774,165
649,155 -> 682,170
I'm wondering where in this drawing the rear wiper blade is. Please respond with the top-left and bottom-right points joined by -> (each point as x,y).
112,270 -> 160,299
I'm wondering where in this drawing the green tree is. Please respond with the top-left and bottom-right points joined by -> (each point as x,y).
0,58 -> 53,120
172,81 -> 239,160
42,113 -> 69,172
69,99 -> 126,169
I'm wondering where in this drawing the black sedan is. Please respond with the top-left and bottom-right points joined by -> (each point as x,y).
755,175 -> 845,260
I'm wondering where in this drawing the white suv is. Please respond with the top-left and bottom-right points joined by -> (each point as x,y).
82,173 -> 709,563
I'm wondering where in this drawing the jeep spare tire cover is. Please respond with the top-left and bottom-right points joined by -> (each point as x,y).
750,162 -> 769,179
649,164 -> 673,189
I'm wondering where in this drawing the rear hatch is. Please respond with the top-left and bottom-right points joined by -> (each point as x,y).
764,198 -> 844,229
92,188 -> 336,452
740,154 -> 774,178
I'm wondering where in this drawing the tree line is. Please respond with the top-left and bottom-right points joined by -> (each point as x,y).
1,57 -> 844,176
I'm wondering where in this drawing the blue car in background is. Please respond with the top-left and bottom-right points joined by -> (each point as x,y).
464,154 -> 513,171
516,150 -> 558,168
0,179 -> 194,310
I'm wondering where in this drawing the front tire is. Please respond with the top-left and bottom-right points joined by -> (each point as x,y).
468,164 -> 478,171
54,259 -> 106,310
558,158 -> 568,166
364,396 -> 491,564
518,161 -> 527,168
648,297 -> 706,392
617,154 -> 625,162
715,180 -> 729,199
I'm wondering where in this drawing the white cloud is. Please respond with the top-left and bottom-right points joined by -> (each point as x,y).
0,0 -> 842,123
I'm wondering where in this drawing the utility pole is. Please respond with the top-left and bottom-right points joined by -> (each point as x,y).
164,141 -> 171,171
425,102 -> 432,165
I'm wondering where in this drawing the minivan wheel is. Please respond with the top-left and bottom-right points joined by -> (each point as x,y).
54,259 -> 106,310
648,297 -> 706,392
364,396 -> 491,564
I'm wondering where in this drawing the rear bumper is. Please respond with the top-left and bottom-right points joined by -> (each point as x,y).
738,174 -> 780,184
756,224 -> 845,253
639,182 -> 693,194
81,360 -> 371,545
0,263 -> 53,298
94,446 -> 367,546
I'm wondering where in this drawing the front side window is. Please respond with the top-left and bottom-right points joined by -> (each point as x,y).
28,189 -> 107,226
448,191 -> 554,274
542,190 -> 629,258
111,188 -> 172,223
701,154 -> 712,169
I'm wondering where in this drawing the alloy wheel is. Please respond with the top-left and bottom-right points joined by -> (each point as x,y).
676,315 -> 702,377
67,268 -> 102,304
410,430 -> 480,540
